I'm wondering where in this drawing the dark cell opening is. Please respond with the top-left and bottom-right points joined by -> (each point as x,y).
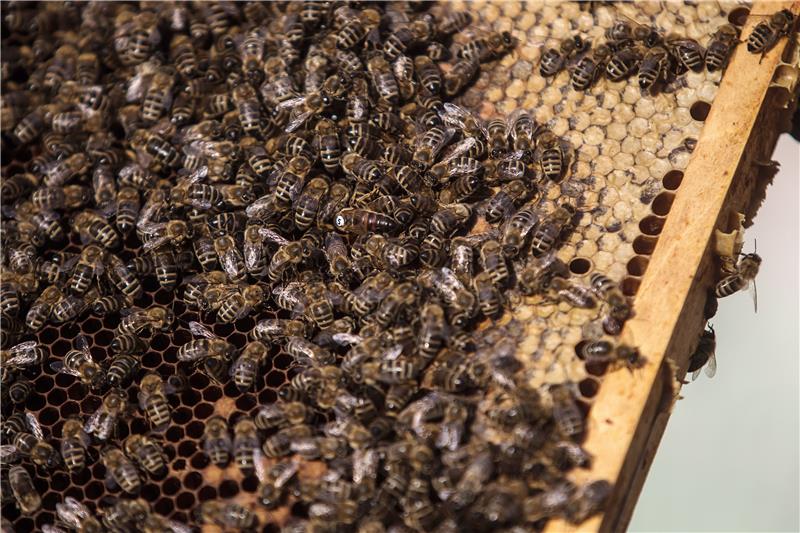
651,192 -> 675,216
690,101 -> 711,121
579,378 -> 600,398
155,497 -> 174,515
176,491 -> 196,509
568,257 -> 592,275
219,479 -> 240,498
639,215 -> 665,236
166,426 -> 184,442
178,440 -> 197,458
728,6 -> 750,26
184,471 -> 203,490
162,476 -> 181,495
621,277 -> 642,297
632,235 -> 658,256
193,402 -> 214,419
236,394 -> 257,411
627,256 -> 650,277
662,170 -> 684,190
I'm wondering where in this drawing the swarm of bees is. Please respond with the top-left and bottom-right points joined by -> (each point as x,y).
0,1 -> 780,532
540,9 -> 795,93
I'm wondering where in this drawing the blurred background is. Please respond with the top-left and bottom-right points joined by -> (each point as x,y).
629,134 -> 799,531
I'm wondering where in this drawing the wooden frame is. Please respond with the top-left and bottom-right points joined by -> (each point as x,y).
545,3 -> 800,531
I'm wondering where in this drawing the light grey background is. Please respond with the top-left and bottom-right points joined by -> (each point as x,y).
629,134 -> 800,532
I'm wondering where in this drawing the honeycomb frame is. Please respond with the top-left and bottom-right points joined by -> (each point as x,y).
1,1 -> 797,532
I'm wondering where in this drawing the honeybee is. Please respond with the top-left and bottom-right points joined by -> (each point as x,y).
231,341 -> 269,392
565,480 -> 613,524
124,434 -> 166,476
412,125 -> 454,171
137,373 -> 175,432
8,465 -> 40,514
60,417 -> 90,473
455,31 -> 514,63
706,24 -> 740,72
571,44 -> 611,90
106,353 -> 141,389
85,390 -> 128,441
606,43 -> 645,81
1,340 -> 47,370
213,234 -> 246,283
530,202 -> 576,257
313,119 -> 342,173
501,201 -> 540,257
540,35 -> 590,77
335,208 -> 399,235
638,46 -> 670,93
67,244 -> 105,297
666,35 -> 705,72
419,268 -> 476,328
43,153 -> 90,188
106,254 -> 143,304
197,501 -> 258,531
472,271 -> 503,318
577,340 -> 644,369
256,458 -> 299,509
130,129 -> 182,170
141,69 -> 175,124
55,497 -> 103,533
50,335 -> 105,390
252,319 -> 308,343
444,56 -> 480,97
286,337 -> 336,367
715,251 -> 762,311
688,324 -> 717,381
72,210 -> 121,250
590,272 -> 632,323
101,446 -> 141,494
479,240 -> 510,286
549,277 -> 597,309
117,306 -> 174,336
9,412 -> 60,469
178,321 -> 236,362
232,417 -> 261,475
549,384 -> 584,439
200,415 -> 232,467
747,9 -> 795,59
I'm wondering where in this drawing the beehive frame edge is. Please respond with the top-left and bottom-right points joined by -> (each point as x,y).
544,2 -> 800,531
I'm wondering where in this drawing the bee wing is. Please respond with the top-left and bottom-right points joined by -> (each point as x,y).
704,353 -> 717,379
749,279 -> 758,314
5,341 -> 40,366
259,227 -> 290,246
253,447 -> 268,483
440,102 -> 488,138
49,360 -> 77,377
277,96 -> 307,111
331,332 -> 363,346
244,242 -> 263,271
75,335 -> 92,357
285,110 -> 314,133
382,344 -> 404,361
56,497 -> 91,528
24,412 -> 45,440
438,137 -> 477,166
142,234 -> 171,253
164,521 -> 195,533
189,321 -> 217,339
0,444 -> 19,462
83,409 -> 102,434
42,526 -> 69,533
220,249 -> 242,280
245,194 -> 275,219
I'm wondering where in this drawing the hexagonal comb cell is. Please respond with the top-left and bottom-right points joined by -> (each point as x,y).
1,1 -> 737,531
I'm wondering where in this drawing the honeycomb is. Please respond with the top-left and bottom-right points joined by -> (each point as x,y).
0,1 -> 754,531
445,0 -> 749,389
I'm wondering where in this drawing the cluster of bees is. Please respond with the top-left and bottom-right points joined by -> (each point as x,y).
0,1 -> 786,532
541,8 -> 796,92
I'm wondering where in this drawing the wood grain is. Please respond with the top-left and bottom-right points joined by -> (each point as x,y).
544,3 -> 800,531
